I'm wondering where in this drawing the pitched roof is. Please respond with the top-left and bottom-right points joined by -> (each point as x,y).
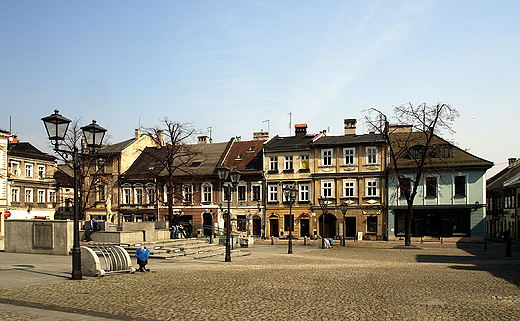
487,161 -> 520,191
310,132 -> 385,146
221,140 -> 265,174
264,134 -> 317,151
97,138 -> 137,155
123,141 -> 232,180
8,142 -> 55,161
390,132 -> 493,170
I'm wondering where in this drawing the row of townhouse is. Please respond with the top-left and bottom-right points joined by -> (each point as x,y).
0,134 -> 58,236
0,118 -> 493,242
486,158 -> 520,239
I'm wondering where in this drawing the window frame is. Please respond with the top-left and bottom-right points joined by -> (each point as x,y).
454,175 -> 467,197
48,190 -> 56,204
425,176 -> 438,197
25,188 -> 33,203
38,165 -> 45,179
343,148 -> 356,165
251,184 -> 261,202
11,187 -> 19,203
25,163 -> 33,178
183,184 -> 193,204
300,155 -> 310,170
284,156 -> 294,171
269,156 -> 278,171
299,182 -> 310,202
202,183 -> 212,203
123,187 -> 132,204
37,189 -> 45,203
365,178 -> 379,197
268,184 -> 279,202
321,149 -> 333,166
343,179 -> 356,197
366,147 -> 378,164
321,180 -> 334,198
237,184 -> 247,202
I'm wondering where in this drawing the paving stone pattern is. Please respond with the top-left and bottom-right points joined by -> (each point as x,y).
0,245 -> 519,320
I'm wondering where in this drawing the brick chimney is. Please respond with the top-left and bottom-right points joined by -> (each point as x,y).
135,128 -> 141,139
157,130 -> 165,147
295,124 -> 307,136
253,131 -> 269,140
344,119 -> 357,135
198,136 -> 210,144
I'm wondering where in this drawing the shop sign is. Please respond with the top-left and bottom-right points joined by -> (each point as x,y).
363,210 -> 381,216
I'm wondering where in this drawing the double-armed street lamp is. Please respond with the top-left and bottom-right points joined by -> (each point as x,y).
216,165 -> 241,262
318,197 -> 334,249
42,110 -> 106,280
339,202 -> 349,246
283,185 -> 297,254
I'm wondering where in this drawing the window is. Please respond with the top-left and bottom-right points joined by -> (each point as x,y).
343,179 -> 356,197
123,188 -> 131,204
25,163 -> 33,178
269,157 -> 278,171
299,183 -> 310,202
252,185 -> 261,201
425,177 -> 437,197
237,215 -> 247,231
38,165 -> 45,179
38,190 -> 45,203
222,183 -> 230,202
454,176 -> 466,197
366,147 -> 378,164
135,188 -> 144,204
10,161 -> 20,177
300,155 -> 309,170
284,215 -> 294,232
344,148 -> 355,165
268,184 -> 278,202
367,216 -> 377,233
284,156 -> 293,171
436,144 -> 451,158
202,184 -> 212,203
321,149 -> 333,166
48,190 -> 56,203
147,187 -> 155,204
183,185 -> 193,203
11,188 -> 19,202
410,146 -> 424,159
98,185 -> 106,201
399,177 -> 411,198
366,178 -> 378,197
25,189 -> 33,203
237,185 -> 246,202
322,180 -> 333,198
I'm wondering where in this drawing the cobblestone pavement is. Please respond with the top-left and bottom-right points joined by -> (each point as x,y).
0,243 -> 519,320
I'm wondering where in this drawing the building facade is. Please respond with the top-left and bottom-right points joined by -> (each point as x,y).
6,136 -> 57,222
387,129 -> 492,242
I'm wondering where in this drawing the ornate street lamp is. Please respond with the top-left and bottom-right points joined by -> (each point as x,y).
216,165 -> 241,262
42,110 -> 106,280
339,201 -> 349,246
318,197 -> 333,249
283,185 -> 297,254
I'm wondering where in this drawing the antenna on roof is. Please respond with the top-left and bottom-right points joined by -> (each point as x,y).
207,126 -> 213,143
262,119 -> 270,133
287,112 -> 292,135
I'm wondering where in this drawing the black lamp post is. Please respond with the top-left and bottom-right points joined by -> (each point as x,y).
42,110 -> 106,280
283,185 -> 297,254
216,165 -> 241,262
318,197 -> 332,249
340,202 -> 349,246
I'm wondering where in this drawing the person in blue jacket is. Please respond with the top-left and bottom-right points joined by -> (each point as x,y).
84,218 -> 99,242
135,246 -> 150,272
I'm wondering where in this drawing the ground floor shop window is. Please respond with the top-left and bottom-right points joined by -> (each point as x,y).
366,216 -> 377,233
394,209 -> 471,236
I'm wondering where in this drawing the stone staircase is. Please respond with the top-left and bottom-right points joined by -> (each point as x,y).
122,238 -> 250,260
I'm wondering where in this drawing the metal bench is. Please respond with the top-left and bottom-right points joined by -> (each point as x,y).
81,243 -> 136,277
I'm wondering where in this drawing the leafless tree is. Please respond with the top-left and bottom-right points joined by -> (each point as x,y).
365,102 -> 459,246
53,119 -> 112,220
142,118 -> 202,224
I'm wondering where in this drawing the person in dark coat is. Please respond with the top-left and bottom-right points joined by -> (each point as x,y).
171,213 -> 181,239
84,218 -> 99,242
136,246 -> 150,272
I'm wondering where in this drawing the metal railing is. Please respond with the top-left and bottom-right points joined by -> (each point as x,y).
81,243 -> 135,276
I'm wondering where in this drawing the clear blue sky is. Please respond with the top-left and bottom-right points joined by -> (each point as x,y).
1,1 -> 519,176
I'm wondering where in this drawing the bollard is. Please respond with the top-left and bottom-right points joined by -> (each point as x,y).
304,236 -> 307,246
484,236 -> 488,251
506,236 -> 512,257
271,236 -> 274,245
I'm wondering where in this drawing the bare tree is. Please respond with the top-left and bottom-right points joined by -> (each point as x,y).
365,103 -> 459,246
142,118 -> 202,224
53,119 -> 112,220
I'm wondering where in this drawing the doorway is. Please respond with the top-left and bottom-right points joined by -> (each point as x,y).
252,216 -> 262,236
319,213 -> 337,238
269,217 -> 279,237
345,217 -> 356,238
203,212 -> 212,236
300,218 -> 310,237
